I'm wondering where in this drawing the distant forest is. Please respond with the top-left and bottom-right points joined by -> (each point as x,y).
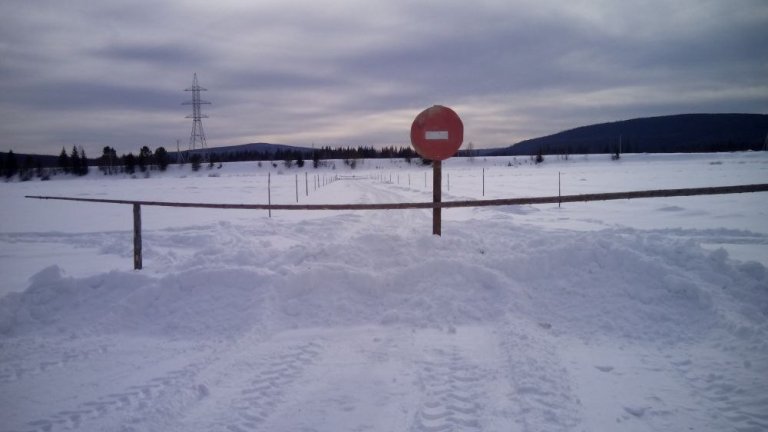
0,144 -> 420,180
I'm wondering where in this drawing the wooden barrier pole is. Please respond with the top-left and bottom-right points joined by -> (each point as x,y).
25,184 -> 768,211
433,160 -> 441,236
295,174 -> 299,203
133,203 -> 142,270
25,183 -> 768,270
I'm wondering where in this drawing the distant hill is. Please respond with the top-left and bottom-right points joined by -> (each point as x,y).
176,142 -> 315,158
485,114 -> 768,156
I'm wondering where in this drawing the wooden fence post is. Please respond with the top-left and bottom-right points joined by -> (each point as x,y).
133,203 -> 142,270
268,172 -> 272,218
433,160 -> 442,236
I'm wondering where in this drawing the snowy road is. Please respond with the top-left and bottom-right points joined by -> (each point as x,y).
1,153 -> 768,431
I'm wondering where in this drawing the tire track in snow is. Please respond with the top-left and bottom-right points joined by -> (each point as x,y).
18,368 -> 197,432
410,347 -> 486,432
669,348 -> 768,431
405,327 -> 521,432
500,320 -> 583,431
0,339 -> 113,384
215,341 -> 323,432
13,344 -> 216,432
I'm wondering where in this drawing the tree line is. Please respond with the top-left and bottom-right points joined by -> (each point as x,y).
1,145 -> 91,181
201,146 -> 417,164
2,144 -> 423,181
1,150 -> 51,181
97,146 -> 171,175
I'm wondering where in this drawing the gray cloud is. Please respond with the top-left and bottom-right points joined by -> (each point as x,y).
1,0 -> 766,155
92,43 -> 207,68
5,81 -> 180,111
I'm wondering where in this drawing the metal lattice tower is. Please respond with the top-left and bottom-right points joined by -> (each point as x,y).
182,73 -> 211,151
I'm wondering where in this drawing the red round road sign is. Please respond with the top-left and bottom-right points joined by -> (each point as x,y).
410,105 -> 464,161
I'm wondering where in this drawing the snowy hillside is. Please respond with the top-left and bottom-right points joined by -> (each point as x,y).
1,152 -> 767,431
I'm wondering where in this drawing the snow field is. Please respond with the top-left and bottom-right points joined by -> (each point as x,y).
0,152 -> 767,431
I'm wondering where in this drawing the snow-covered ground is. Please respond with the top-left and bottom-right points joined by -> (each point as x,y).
1,152 -> 767,431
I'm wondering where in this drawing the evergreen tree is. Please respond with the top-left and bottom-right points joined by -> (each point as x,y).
124,153 -> 136,174
154,147 -> 169,171
20,155 -> 34,181
100,146 -> 117,175
138,146 -> 152,172
58,147 -> 71,174
190,153 -> 202,171
4,150 -> 18,179
312,151 -> 320,168
78,146 -> 89,175
70,146 -> 82,175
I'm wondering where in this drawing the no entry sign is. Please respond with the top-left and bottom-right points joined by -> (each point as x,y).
410,105 -> 464,161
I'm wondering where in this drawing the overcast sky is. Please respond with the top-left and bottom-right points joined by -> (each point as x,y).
1,0 -> 766,156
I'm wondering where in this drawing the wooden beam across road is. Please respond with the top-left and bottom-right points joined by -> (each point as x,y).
25,183 -> 768,211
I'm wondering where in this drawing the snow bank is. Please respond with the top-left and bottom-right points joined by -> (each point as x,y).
3,217 -> 765,348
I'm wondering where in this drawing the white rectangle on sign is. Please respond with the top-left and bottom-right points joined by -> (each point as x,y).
425,131 -> 449,140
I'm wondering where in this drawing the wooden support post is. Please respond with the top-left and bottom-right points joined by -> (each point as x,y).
305,172 -> 309,196
295,174 -> 299,203
433,160 -> 442,236
558,171 -> 561,208
268,172 -> 272,218
133,203 -> 142,270
482,167 -> 485,196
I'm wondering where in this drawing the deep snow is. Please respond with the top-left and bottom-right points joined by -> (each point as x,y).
1,152 -> 767,432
